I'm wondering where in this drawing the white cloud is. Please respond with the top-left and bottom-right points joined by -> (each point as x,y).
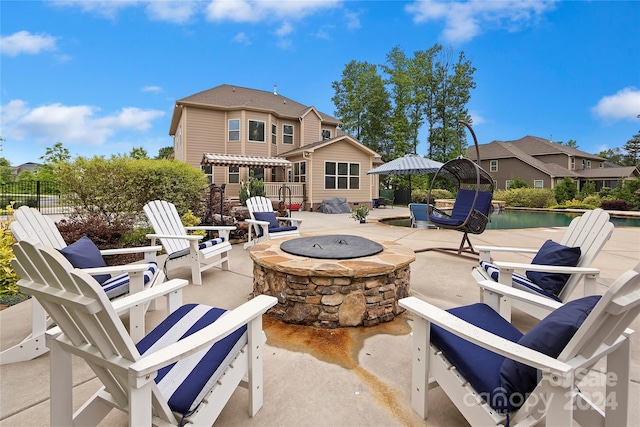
205,0 -> 342,23
591,87 -> 640,122
51,0 -> 142,19
344,10 -> 361,30
232,32 -> 252,45
468,111 -> 485,126
145,1 -> 199,23
405,0 -> 557,44
141,85 -> 163,93
0,31 -> 58,56
52,0 -> 199,23
1,100 -> 164,146
276,22 -> 294,37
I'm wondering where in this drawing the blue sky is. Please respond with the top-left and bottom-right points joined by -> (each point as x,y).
1,0 -> 639,167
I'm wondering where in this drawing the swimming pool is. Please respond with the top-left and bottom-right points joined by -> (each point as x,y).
382,209 -> 640,229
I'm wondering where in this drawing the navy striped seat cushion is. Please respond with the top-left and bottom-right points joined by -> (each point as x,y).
102,262 -> 157,300
167,237 -> 226,261
431,303 -> 524,413
136,303 -> 248,416
479,261 -> 562,302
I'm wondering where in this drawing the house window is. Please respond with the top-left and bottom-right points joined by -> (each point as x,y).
493,180 -> 498,189
324,161 -> 359,190
250,168 -> 265,181
228,166 -> 240,184
599,162 -> 604,168
571,157 -> 575,170
587,160 -> 591,169
271,124 -> 277,145
293,161 -> 306,183
322,129 -> 331,140
490,160 -> 498,172
228,119 -> 240,142
534,180 -> 543,189
248,120 -> 265,142
283,125 -> 294,144
505,180 -> 513,189
201,165 -> 213,184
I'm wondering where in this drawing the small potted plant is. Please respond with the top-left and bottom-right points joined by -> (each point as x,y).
350,205 -> 370,223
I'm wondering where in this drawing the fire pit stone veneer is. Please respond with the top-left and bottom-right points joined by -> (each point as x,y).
249,236 -> 416,328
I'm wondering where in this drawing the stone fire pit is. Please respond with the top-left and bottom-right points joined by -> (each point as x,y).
249,235 -> 416,328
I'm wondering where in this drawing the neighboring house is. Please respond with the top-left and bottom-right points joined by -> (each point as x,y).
10,162 -> 40,180
169,84 -> 382,210
468,136 -> 639,191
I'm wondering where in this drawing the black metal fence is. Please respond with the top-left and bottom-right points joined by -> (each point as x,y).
0,180 -> 71,215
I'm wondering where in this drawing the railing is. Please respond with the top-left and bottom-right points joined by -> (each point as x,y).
0,180 -> 71,214
264,182 -> 305,207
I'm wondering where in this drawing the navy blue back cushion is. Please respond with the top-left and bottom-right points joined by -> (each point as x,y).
253,211 -> 279,229
431,303 -> 524,413
499,295 -> 600,412
526,240 -> 581,296
450,189 -> 476,221
59,236 -> 110,284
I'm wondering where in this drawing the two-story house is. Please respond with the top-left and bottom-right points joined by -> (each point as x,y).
469,136 -> 639,191
169,84 -> 381,211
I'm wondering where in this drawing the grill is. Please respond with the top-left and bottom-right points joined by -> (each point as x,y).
280,235 -> 383,259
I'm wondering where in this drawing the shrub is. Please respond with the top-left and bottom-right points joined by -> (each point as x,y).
430,189 -> 453,200
600,199 -> 629,211
0,204 -> 18,296
582,195 -> 602,207
496,188 -> 556,208
411,189 -> 431,203
507,177 -> 529,189
554,177 -> 578,204
577,180 -> 596,200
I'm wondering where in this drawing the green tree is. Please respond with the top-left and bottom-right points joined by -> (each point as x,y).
129,147 -> 148,160
507,177 -> 529,189
38,142 -> 71,182
554,177 -> 578,204
623,130 -> 640,166
156,146 -> 174,159
558,139 -> 579,148
331,60 -> 393,160
597,148 -> 625,165
0,157 -> 12,184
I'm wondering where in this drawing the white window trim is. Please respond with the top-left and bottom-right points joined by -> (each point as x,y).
534,180 -> 544,189
324,161 -> 360,190
228,166 -> 240,184
505,179 -> 513,189
490,160 -> 498,172
283,124 -> 294,145
248,119 -> 266,143
271,123 -> 277,145
228,119 -> 240,142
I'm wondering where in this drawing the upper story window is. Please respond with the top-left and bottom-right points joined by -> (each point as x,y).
228,119 -> 240,142
322,129 -> 331,140
490,160 -> 498,172
271,124 -> 277,145
201,165 -> 213,184
283,125 -> 294,144
571,157 -> 575,170
325,161 -> 359,190
587,160 -> 591,169
249,120 -> 265,142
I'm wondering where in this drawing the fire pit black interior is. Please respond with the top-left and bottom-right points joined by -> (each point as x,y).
280,235 -> 383,259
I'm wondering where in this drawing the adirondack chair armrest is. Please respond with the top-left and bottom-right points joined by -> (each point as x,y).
399,296 -> 573,379
110,279 -> 188,314
185,225 -> 236,240
245,219 -> 270,226
146,233 -> 202,241
99,245 -> 162,256
81,263 -> 152,276
278,217 -> 303,227
477,280 -> 563,312
130,295 -> 278,377
475,245 -> 539,262
493,261 -> 600,276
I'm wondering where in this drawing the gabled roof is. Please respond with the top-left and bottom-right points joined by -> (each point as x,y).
579,166 -> 640,179
170,84 -> 341,135
280,134 -> 380,158
486,136 -> 604,161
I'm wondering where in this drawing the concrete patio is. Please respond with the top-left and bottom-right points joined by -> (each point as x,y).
1,206 -> 639,426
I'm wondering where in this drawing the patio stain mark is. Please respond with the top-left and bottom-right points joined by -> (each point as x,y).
262,314 -> 420,427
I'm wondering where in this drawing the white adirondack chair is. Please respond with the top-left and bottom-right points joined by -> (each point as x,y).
244,196 -> 303,249
144,200 -> 236,285
2,206 -> 167,364
471,208 -> 614,319
11,239 -> 277,426
400,261 -> 640,427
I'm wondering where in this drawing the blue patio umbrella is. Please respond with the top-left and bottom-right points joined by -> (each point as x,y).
367,154 -> 444,194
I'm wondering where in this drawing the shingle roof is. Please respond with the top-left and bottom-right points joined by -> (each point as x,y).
176,84 -> 341,124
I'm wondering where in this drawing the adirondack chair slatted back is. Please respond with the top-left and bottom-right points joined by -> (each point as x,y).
247,197 -> 275,219
144,200 -> 190,255
562,264 -> 640,361
556,208 -> 614,301
11,241 -> 176,423
10,206 -> 66,248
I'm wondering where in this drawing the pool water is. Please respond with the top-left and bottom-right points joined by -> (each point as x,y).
383,210 -> 640,230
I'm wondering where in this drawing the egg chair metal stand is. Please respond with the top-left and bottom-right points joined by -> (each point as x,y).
417,121 -> 495,259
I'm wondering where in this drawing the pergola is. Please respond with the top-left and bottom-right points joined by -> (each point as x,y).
201,153 -> 292,168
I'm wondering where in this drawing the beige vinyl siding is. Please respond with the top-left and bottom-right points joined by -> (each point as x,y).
226,112 -> 243,155
310,142 -> 371,208
279,119 -> 298,153
184,108 -> 226,168
245,112 -> 270,156
303,114 -> 321,146
174,118 -> 185,162
534,153 -> 567,168
480,158 -> 551,190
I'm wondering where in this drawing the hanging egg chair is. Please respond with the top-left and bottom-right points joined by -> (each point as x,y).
420,120 -> 494,258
